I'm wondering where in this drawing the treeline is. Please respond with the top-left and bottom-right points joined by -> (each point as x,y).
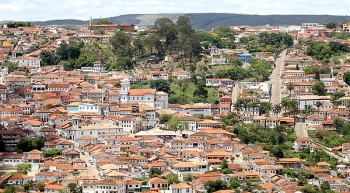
306,41 -> 350,63
240,32 -> 294,53
215,59 -> 272,81
4,21 -> 32,28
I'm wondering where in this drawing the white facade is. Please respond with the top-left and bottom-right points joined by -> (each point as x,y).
296,95 -> 331,110
12,57 -> 41,68
120,78 -> 168,109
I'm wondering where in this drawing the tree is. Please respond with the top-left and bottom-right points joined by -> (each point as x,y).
68,183 -> 77,193
153,18 -> 177,50
39,50 -> 60,66
315,71 -> 320,81
150,79 -> 170,93
166,173 -> 180,184
281,97 -> 291,114
167,116 -> 189,133
35,181 -> 46,192
23,181 -> 33,191
213,26 -> 235,39
344,72 -> 350,86
1,62 -> 18,73
204,180 -> 228,193
110,31 -> 133,58
259,102 -> 272,115
334,119 -> 345,133
56,41 -> 69,60
150,168 -> 161,178
220,159 -> 232,174
193,80 -> 208,98
302,185 -> 317,193
273,104 -> 282,116
230,177 -> 240,189
159,114 -> 172,124
286,82 -> 294,97
295,63 -> 300,70
320,181 -> 332,193
17,138 -> 45,152
315,101 -> 323,110
184,173 -> 193,182
312,81 -> 326,96
94,18 -> 112,25
4,186 -> 15,193
17,163 -> 31,175
326,21 -> 338,29
44,148 -> 60,158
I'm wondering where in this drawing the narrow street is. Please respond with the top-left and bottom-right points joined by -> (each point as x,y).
74,144 -> 100,179
270,49 -> 287,106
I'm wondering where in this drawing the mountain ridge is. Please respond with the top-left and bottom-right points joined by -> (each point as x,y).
28,13 -> 350,31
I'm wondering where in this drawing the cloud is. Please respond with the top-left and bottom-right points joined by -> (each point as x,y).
0,0 -> 349,21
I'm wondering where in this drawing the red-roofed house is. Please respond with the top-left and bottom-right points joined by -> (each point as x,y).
293,138 -> 312,152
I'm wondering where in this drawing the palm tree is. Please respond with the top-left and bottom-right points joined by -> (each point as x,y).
273,104 -> 282,117
290,100 -> 299,126
315,101 -> 323,111
286,82 -> 295,97
306,104 -> 314,116
234,102 -> 242,114
248,90 -> 255,97
281,98 -> 290,115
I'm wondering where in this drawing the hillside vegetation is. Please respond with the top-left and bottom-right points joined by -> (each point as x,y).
29,13 -> 350,30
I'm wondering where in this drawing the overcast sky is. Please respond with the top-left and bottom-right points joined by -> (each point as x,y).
1,0 -> 350,21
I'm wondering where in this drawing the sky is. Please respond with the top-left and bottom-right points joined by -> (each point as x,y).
1,0 -> 350,21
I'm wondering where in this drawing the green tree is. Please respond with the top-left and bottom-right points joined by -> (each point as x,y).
56,40 -> 69,60
344,72 -> 350,86
44,148 -> 60,158
326,22 -> 338,29
193,80 -> 208,98
150,79 -> 170,93
259,102 -> 272,115
204,180 -> 228,193
286,82 -> 294,97
230,177 -> 240,189
1,62 -> 18,73
167,116 -> 189,133
150,168 -> 162,178
302,185 -> 317,193
220,159 -> 232,174
68,183 -> 77,193
4,185 -> 16,193
153,18 -> 177,50
17,163 -> 31,175
159,114 -> 172,124
110,31 -> 133,58
312,81 -> 326,96
184,173 -> 194,182
23,181 -> 33,191
334,119 -> 345,133
213,26 -> 234,39
35,181 -> 46,192
17,138 -> 44,152
166,173 -> 180,184
320,181 -> 332,193
94,18 -> 113,25
315,101 -> 323,110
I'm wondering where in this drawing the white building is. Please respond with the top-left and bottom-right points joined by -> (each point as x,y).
293,137 -> 312,152
81,61 -> 107,73
295,95 -> 331,110
82,178 -> 126,193
67,102 -> 102,114
239,82 -> 270,97
120,78 -> 168,109
170,183 -> 192,193
72,124 -> 123,141
11,56 -> 41,68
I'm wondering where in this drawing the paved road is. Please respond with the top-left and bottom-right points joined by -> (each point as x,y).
295,122 -> 308,138
231,81 -> 239,112
270,49 -> 287,106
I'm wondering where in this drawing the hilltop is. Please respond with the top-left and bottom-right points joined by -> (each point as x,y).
28,13 -> 350,30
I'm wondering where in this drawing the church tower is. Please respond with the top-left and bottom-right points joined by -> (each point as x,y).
89,15 -> 92,31
120,78 -> 130,103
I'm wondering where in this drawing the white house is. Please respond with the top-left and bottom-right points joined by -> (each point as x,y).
44,184 -> 69,193
82,178 -> 126,193
293,137 -> 312,152
295,95 -> 331,110
120,78 -> 168,109
170,183 -> 192,193
11,56 -> 41,68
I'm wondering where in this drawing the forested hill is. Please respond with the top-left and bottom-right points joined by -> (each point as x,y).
30,13 -> 350,31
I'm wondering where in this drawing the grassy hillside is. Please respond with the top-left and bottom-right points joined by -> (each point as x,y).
30,13 -> 350,31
